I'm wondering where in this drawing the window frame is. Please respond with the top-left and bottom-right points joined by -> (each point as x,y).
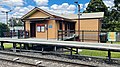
37,24 -> 45,32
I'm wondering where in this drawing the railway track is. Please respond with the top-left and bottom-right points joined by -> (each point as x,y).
0,58 -> 39,67
0,51 -> 96,67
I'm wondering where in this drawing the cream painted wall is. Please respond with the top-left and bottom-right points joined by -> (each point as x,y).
25,20 -> 30,37
75,19 -> 99,31
29,10 -> 50,18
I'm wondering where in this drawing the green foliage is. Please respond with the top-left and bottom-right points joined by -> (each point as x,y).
102,9 -> 120,31
84,0 -> 108,15
0,23 -> 10,37
9,17 -> 23,27
79,49 -> 120,58
0,23 -> 9,31
114,0 -> 120,7
9,17 -> 17,26
102,0 -> 120,31
4,43 -> 20,49
17,20 -> 23,26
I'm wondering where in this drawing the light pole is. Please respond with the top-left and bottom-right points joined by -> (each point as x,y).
1,10 -> 12,26
75,1 -> 81,41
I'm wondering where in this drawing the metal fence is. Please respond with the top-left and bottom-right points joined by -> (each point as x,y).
0,29 -> 29,39
58,30 -> 120,43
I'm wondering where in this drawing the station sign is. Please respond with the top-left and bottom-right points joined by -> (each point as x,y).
107,32 -> 116,41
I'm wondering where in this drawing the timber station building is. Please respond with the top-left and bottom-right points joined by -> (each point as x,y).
21,7 -> 104,40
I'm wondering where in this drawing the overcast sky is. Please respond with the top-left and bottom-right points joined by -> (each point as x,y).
0,0 -> 115,23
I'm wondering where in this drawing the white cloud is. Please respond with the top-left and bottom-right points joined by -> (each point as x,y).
0,0 -> 24,7
12,5 -> 34,18
103,0 -> 114,8
84,3 -> 89,10
0,5 -> 35,23
34,0 -> 48,6
39,6 -> 49,10
67,5 -> 76,11
51,4 -> 58,10
50,3 -> 76,14
79,4 -> 83,9
0,7 -> 9,12
0,7 -> 10,23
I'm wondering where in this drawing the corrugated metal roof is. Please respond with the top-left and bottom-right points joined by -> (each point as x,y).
60,12 -> 104,19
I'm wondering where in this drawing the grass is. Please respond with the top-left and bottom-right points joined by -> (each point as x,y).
3,43 -> 13,49
79,49 -> 120,58
107,41 -> 120,44
3,43 -> 20,49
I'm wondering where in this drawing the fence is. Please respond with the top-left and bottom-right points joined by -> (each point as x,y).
58,30 -> 120,43
0,29 -> 29,39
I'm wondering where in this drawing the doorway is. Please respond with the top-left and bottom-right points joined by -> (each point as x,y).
30,23 -> 36,37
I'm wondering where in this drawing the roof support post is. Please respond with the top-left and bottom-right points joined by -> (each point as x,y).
70,47 -> 73,59
54,46 -> 57,52
108,50 -> 111,63
24,43 -> 29,50
1,42 -> 4,50
13,43 -> 16,52
42,46 -> 44,52
76,48 -> 79,54
70,47 -> 73,56
31,44 -> 34,49
19,43 -> 22,52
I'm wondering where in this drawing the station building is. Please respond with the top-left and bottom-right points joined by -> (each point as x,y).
21,7 -> 104,40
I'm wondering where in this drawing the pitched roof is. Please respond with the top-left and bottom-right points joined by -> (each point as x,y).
21,7 -> 104,20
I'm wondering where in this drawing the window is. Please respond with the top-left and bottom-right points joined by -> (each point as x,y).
37,24 -> 45,32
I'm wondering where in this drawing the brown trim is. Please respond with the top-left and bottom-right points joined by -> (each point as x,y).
21,7 -> 53,19
23,17 -> 75,23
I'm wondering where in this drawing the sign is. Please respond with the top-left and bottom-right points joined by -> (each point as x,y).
107,32 -> 116,41
49,25 -> 52,28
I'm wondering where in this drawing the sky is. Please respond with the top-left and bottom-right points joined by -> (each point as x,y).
0,0 -> 115,23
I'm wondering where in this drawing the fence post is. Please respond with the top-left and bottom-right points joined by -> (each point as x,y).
98,31 -> 100,43
18,30 -> 20,39
0,29 -> 1,38
61,30 -> 63,40
57,30 -> 59,40
10,30 -> 12,38
82,30 -> 84,42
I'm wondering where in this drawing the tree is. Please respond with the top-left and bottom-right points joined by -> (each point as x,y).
16,19 -> 24,26
9,17 -> 17,27
102,0 -> 120,31
9,17 -> 23,27
84,0 -> 108,15
0,23 -> 10,37
0,23 -> 9,31
114,0 -> 120,7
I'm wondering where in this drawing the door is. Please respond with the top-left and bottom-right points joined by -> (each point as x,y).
30,23 -> 36,37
